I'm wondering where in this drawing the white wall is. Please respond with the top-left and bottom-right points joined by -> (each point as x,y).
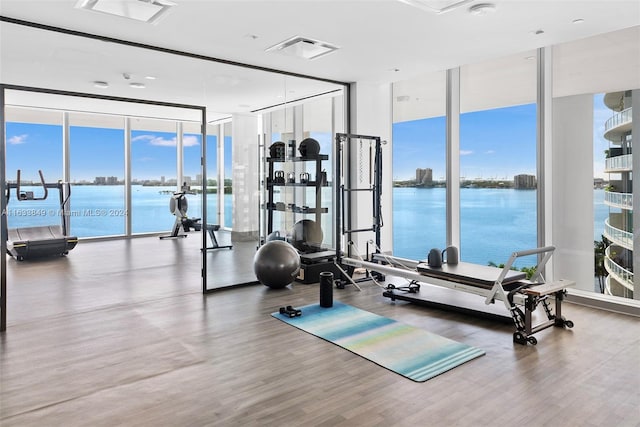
552,94 -> 594,290
349,82 -> 393,255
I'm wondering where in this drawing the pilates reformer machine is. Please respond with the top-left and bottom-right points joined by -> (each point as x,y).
340,246 -> 575,345
332,133 -> 574,345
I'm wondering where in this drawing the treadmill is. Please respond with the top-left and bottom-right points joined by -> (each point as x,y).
6,170 -> 78,261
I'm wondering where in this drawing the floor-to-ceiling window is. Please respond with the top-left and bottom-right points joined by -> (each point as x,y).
130,119 -> 178,234
391,71 -> 447,259
181,122 -> 204,229
460,51 -> 538,268
69,113 -> 125,237
4,106 -> 207,239
392,53 -> 538,268
5,112 -> 64,232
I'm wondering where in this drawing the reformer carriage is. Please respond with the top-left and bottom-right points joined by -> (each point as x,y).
342,246 -> 574,345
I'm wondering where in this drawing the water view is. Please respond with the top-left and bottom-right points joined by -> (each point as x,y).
393,187 -> 608,268
5,185 -> 231,238
7,185 -> 608,270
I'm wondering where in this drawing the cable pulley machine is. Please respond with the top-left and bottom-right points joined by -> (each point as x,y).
334,133 -> 384,289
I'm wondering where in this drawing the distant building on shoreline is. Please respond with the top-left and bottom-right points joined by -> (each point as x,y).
513,174 -> 536,189
94,176 -> 120,185
416,168 -> 433,186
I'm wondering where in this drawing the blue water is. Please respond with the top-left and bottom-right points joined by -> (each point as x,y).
393,187 -> 608,268
5,185 -> 231,238
593,189 -> 608,242
6,185 -> 607,265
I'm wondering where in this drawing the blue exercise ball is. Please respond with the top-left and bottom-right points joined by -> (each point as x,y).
254,240 -> 300,289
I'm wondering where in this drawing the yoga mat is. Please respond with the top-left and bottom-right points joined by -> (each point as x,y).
272,301 -> 485,382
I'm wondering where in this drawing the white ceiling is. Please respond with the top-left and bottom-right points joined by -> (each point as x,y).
1,0 -> 639,118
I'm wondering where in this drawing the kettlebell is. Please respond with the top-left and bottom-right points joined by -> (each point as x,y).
427,248 -> 442,268
442,246 -> 459,265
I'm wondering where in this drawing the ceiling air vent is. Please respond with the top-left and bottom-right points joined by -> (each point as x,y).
397,0 -> 473,14
265,36 -> 339,60
75,0 -> 176,24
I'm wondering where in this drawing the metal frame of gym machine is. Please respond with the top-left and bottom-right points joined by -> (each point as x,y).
334,133 -> 383,289
6,169 -> 78,261
332,134 -> 574,345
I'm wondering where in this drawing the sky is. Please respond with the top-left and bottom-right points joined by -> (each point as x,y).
5,123 -> 226,182
394,103 -> 537,181
593,93 -> 614,179
393,95 -> 614,181
4,95 -> 617,183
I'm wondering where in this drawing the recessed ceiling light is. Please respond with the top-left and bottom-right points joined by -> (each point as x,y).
93,81 -> 109,88
145,75 -> 156,80
266,36 -> 339,60
468,3 -> 496,15
129,82 -> 146,89
75,0 -> 176,24
572,18 -> 585,24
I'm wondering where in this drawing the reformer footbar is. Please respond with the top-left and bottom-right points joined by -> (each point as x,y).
341,246 -> 574,345
479,246 -> 574,345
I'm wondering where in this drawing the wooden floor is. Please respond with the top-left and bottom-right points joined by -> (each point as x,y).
1,236 -> 639,426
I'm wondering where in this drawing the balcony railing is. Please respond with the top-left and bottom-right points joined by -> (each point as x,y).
605,154 -> 633,172
605,275 -> 612,296
604,191 -> 633,210
605,107 -> 632,133
605,275 -> 634,299
604,246 -> 634,292
604,218 -> 633,251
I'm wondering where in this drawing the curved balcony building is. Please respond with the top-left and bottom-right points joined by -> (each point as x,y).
603,90 -> 634,299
